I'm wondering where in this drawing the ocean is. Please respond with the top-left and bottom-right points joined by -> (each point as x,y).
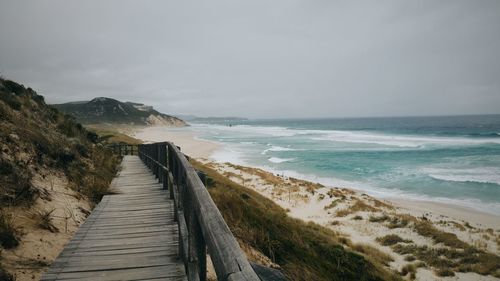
180,115 -> 500,215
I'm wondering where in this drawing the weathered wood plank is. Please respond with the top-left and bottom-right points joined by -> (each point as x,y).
42,156 -> 187,281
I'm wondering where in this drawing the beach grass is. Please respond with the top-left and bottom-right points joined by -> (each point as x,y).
85,124 -> 143,145
0,211 -> 19,249
191,159 -> 401,281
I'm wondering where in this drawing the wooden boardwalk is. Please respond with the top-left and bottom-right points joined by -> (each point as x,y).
42,156 -> 187,281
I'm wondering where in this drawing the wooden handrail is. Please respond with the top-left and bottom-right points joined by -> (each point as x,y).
107,143 -> 138,156
137,142 -> 261,281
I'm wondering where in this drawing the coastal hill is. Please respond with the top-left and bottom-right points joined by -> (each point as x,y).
52,97 -> 187,126
0,79 -> 120,280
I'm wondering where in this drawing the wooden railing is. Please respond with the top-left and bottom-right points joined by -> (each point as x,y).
108,143 -> 138,156
136,142 -> 261,281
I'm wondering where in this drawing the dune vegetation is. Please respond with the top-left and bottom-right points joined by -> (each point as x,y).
191,159 -> 401,281
0,78 -> 121,279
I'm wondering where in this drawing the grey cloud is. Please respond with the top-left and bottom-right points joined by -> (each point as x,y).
1,0 -> 499,118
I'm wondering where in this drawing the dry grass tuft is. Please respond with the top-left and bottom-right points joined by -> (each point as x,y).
413,220 -> 468,248
323,199 -> 341,210
404,255 -> 416,262
376,234 -> 412,246
386,215 -> 410,229
326,188 -> 344,198
336,200 -> 379,217
435,268 -> 455,277
0,211 -> 19,249
351,199 -> 379,212
351,243 -> 394,267
369,214 -> 389,223
371,198 -> 394,210
400,263 -> 417,279
32,209 -> 58,233
335,208 -> 351,217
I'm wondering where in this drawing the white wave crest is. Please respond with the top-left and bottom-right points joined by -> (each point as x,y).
192,123 -> 500,148
423,167 -> 500,185
313,130 -> 500,148
268,157 -> 295,163
261,145 -> 297,154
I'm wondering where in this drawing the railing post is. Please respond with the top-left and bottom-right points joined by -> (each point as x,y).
187,206 -> 206,281
161,144 -> 167,190
137,141 -> 260,281
168,145 -> 174,199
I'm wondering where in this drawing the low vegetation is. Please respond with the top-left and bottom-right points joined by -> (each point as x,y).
369,214 -> 389,223
400,263 -> 415,278
85,124 -> 143,145
191,159 -> 400,281
0,266 -> 14,281
413,219 -> 468,249
336,200 -> 379,217
350,243 -> 393,267
0,212 -> 18,249
386,215 -> 410,229
392,243 -> 500,277
376,234 -> 412,246
32,209 -> 58,233
0,78 -> 121,276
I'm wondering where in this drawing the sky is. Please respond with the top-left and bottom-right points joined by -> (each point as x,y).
1,1 -> 499,118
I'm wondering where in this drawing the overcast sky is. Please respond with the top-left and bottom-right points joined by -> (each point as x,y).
1,1 -> 499,118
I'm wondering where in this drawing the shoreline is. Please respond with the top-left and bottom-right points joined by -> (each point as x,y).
130,125 -> 500,279
389,198 -> 500,229
131,126 -> 500,229
132,126 -> 221,159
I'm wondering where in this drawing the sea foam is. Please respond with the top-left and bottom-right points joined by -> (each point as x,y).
268,157 -> 295,163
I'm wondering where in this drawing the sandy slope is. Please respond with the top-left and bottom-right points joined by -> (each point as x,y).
2,171 -> 91,281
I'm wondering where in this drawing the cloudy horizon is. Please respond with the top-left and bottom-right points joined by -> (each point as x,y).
1,0 -> 499,118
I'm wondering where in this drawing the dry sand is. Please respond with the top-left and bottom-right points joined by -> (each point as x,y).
390,198 -> 500,230
132,126 -> 220,160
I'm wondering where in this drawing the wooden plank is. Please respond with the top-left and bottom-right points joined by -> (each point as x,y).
42,156 -> 187,281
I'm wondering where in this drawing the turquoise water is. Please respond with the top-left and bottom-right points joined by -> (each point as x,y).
184,115 -> 500,214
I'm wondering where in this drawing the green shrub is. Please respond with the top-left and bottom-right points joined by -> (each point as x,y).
2,80 -> 25,95
0,92 -> 21,110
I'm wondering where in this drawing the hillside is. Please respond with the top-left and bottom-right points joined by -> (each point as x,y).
0,79 -> 120,280
52,97 -> 187,126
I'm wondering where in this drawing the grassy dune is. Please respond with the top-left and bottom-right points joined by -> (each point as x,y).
191,159 -> 401,281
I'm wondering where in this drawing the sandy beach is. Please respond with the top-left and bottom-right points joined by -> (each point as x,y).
132,126 -> 220,160
390,198 -> 500,230
131,126 -> 500,280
